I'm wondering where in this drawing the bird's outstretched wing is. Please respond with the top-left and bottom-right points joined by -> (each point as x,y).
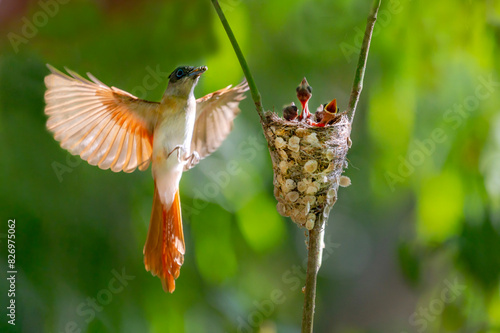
186,80 -> 248,170
44,65 -> 159,173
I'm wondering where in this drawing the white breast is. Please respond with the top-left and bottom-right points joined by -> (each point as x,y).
152,95 -> 196,205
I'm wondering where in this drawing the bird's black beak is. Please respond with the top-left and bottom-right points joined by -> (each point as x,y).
189,66 -> 207,77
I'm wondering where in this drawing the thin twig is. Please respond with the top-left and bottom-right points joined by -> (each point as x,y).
346,0 -> 381,123
302,1 -> 381,332
211,0 -> 265,119
301,214 -> 326,333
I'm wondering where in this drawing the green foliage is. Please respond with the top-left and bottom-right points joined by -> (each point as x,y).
397,241 -> 421,287
458,215 -> 500,291
192,203 -> 238,283
236,192 -> 286,253
417,171 -> 464,242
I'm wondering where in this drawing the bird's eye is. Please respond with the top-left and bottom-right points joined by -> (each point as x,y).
176,69 -> 184,78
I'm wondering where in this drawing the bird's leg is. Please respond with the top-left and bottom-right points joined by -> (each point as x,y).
167,145 -> 187,163
168,146 -> 200,168
184,151 -> 200,169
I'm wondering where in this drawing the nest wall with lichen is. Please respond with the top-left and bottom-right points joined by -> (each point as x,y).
262,112 -> 351,230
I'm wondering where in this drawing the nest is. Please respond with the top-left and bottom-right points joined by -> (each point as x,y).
262,111 -> 351,230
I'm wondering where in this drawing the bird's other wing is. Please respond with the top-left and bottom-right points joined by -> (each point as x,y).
44,64 -> 160,173
186,79 -> 248,170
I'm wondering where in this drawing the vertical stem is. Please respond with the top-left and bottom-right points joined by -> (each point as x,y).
302,1 -> 381,332
211,0 -> 265,119
301,214 -> 326,333
346,0 -> 381,123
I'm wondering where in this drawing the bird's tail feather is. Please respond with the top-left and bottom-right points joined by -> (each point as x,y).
144,183 -> 185,293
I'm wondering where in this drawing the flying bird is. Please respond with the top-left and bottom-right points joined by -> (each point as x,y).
44,64 -> 248,292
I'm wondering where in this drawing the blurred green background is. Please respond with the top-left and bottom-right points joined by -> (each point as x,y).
1,0 -> 500,332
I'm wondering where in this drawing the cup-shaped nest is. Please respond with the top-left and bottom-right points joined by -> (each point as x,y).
262,112 -> 351,230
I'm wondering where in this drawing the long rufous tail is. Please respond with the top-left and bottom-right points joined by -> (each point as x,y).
143,183 -> 185,293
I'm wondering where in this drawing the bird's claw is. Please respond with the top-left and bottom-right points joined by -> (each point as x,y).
186,151 -> 200,166
168,145 -> 187,162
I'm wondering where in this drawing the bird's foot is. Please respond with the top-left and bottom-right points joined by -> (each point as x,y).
167,145 -> 187,162
185,151 -> 200,168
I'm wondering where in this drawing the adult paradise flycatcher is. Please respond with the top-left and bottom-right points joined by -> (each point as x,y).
44,64 -> 248,292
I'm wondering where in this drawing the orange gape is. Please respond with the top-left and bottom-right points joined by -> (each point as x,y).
144,186 -> 185,293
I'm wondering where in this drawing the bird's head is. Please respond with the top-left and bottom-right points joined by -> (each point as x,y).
165,66 -> 207,98
296,77 -> 312,103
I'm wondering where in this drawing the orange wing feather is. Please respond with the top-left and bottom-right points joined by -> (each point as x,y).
44,65 -> 159,173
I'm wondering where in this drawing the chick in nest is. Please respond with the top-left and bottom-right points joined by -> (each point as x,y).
296,78 -> 312,121
283,102 -> 298,121
315,99 -> 340,126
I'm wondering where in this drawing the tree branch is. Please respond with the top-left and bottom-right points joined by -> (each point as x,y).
211,0 -> 265,119
346,0 -> 381,123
